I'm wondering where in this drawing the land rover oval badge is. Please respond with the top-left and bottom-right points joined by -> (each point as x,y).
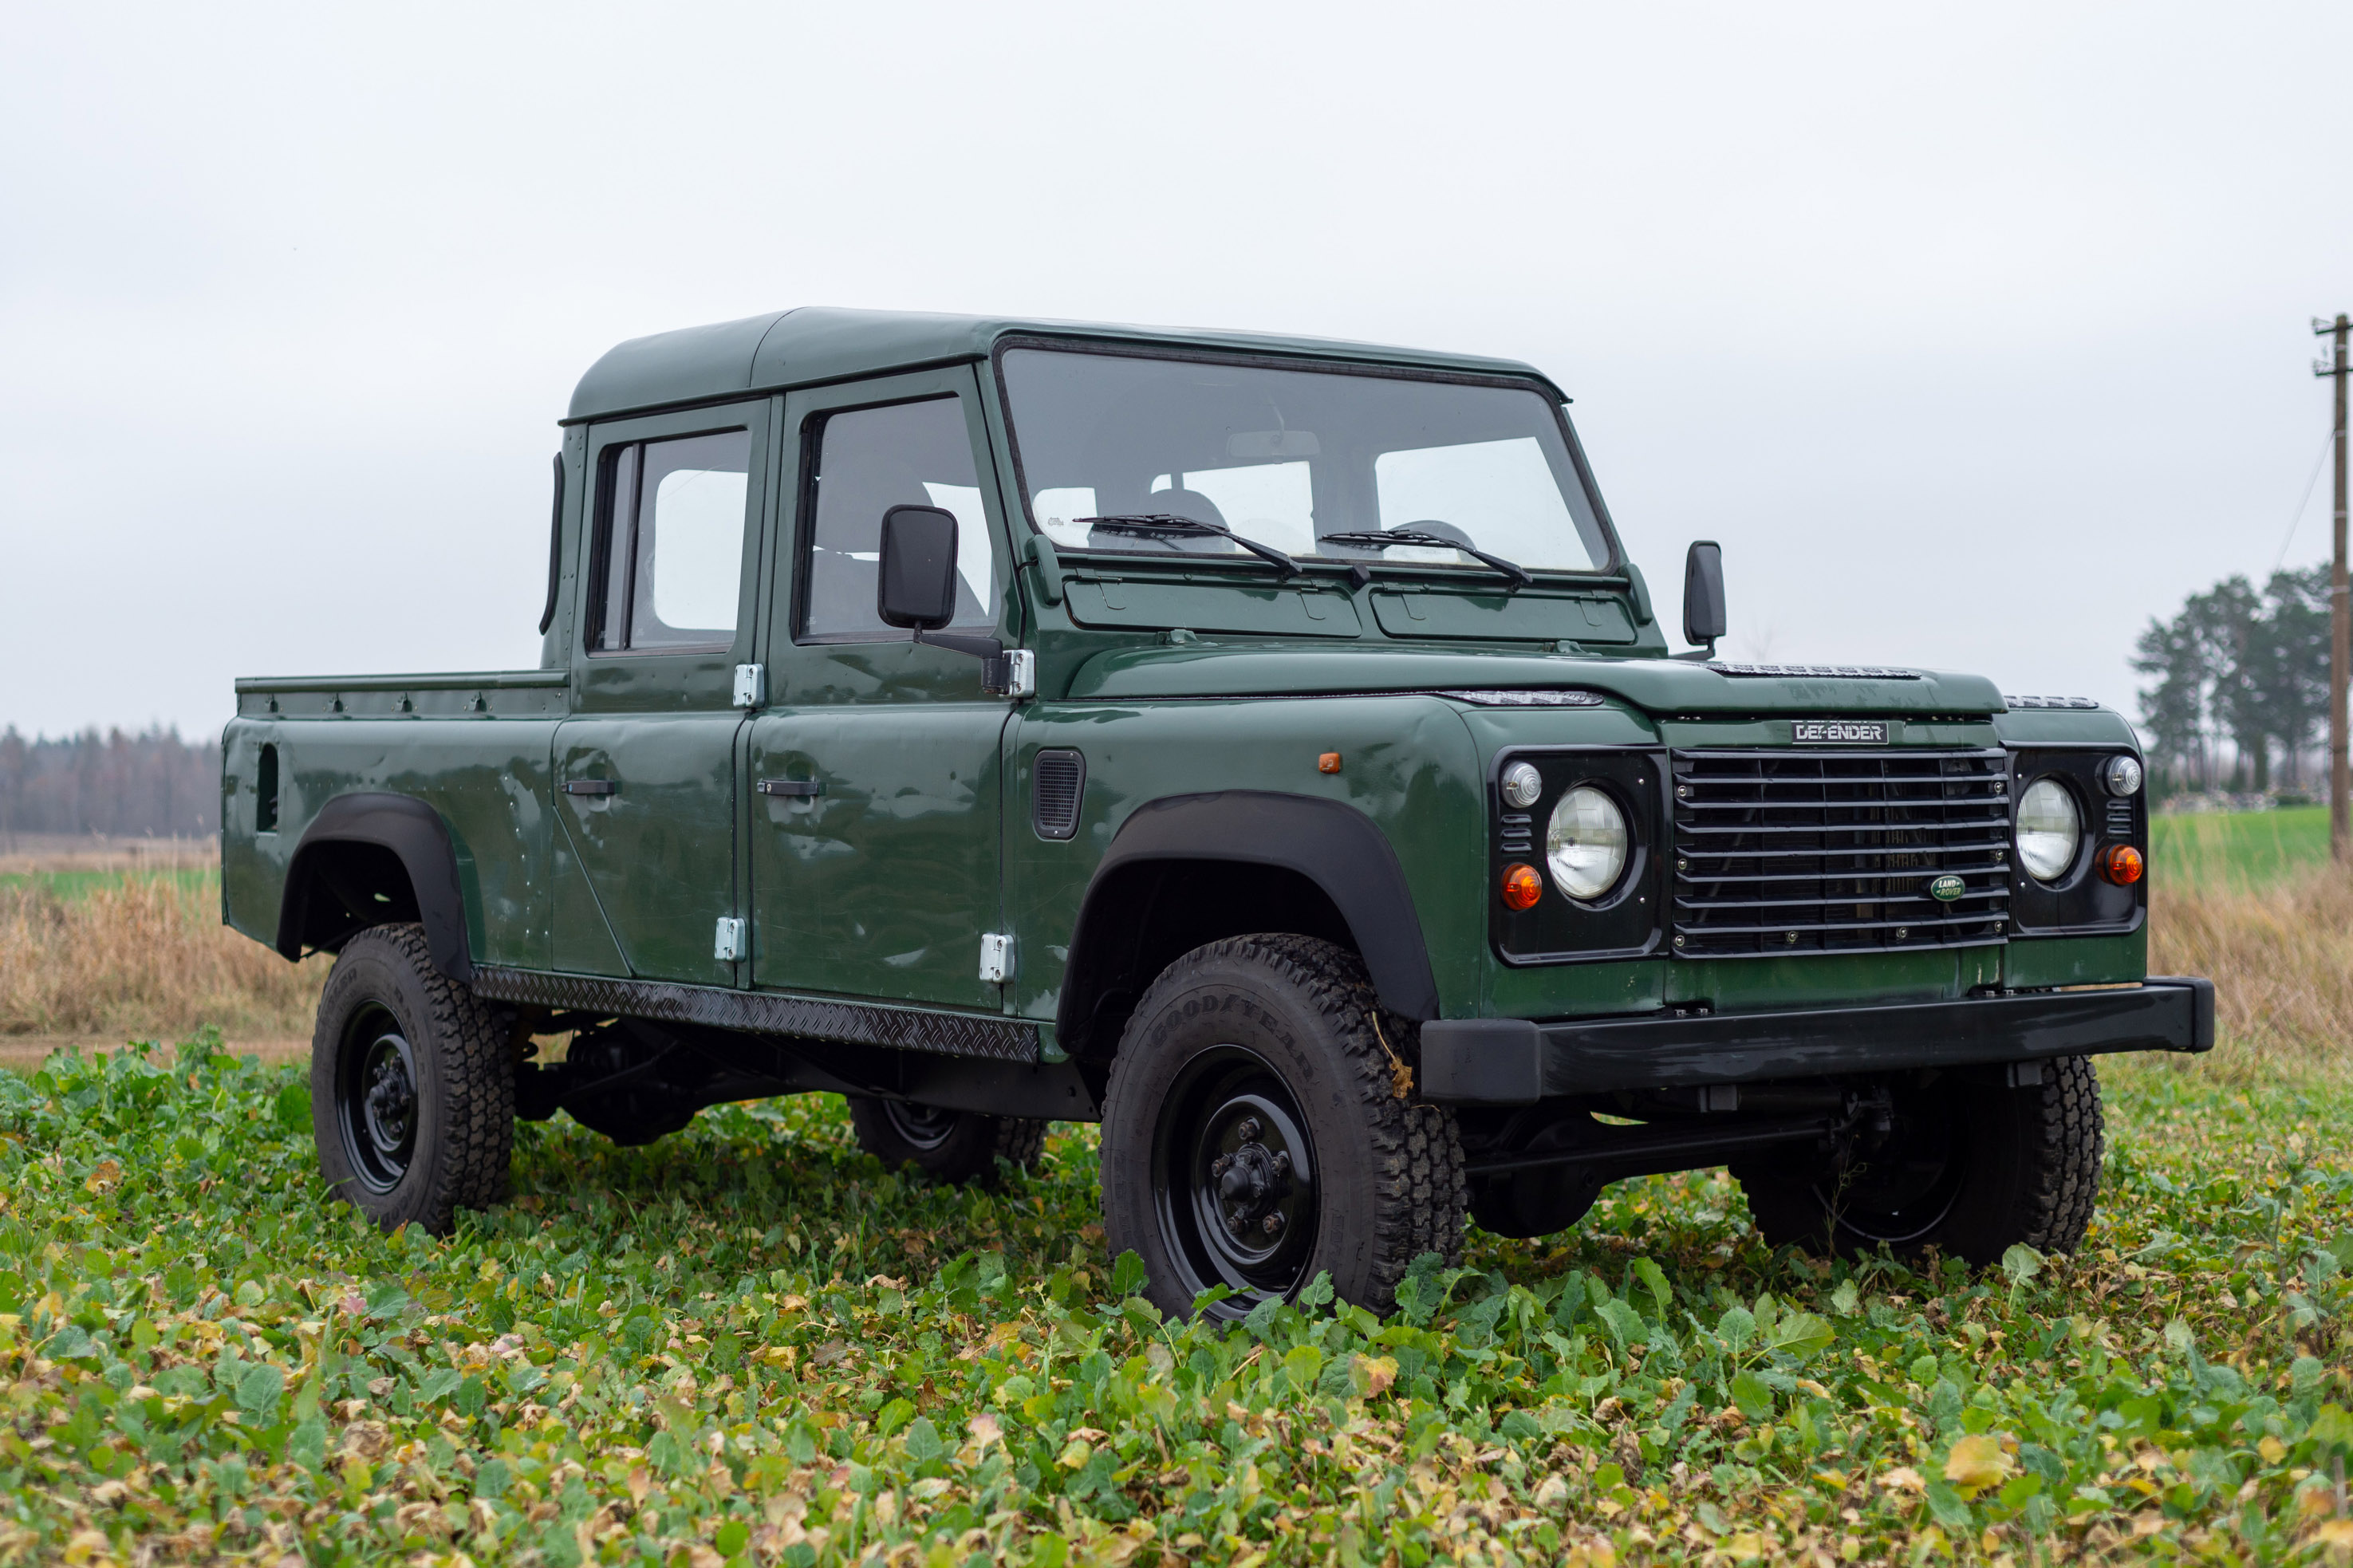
1929,874 -> 1966,902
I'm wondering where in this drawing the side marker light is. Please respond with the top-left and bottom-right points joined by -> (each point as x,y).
1318,752 -> 1342,774
2101,845 -> 2144,886
1501,862 -> 1543,911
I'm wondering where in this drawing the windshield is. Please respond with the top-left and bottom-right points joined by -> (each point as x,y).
999,349 -> 1614,574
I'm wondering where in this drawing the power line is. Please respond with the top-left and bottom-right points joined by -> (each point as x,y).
2272,420 -> 2339,573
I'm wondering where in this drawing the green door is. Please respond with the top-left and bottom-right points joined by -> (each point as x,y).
553,400 -> 772,984
749,367 -> 1015,1010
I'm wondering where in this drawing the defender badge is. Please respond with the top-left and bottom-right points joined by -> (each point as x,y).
1928,875 -> 1965,902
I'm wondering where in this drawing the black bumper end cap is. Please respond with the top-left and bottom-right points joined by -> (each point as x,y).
1418,1018 -> 1545,1105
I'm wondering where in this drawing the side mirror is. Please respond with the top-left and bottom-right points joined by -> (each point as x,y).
1683,540 -> 1726,651
877,505 -> 960,630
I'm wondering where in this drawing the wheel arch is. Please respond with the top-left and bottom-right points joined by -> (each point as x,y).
277,792 -> 475,983
1056,790 -> 1439,1054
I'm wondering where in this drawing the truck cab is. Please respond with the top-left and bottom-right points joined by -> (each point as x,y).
222,308 -> 2209,1318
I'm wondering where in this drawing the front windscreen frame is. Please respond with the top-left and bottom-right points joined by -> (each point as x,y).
988,335 -> 1625,581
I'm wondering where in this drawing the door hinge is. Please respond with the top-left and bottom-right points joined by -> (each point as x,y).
714,916 -> 748,962
978,932 -> 1013,983
732,664 -> 765,708
983,649 -> 1036,700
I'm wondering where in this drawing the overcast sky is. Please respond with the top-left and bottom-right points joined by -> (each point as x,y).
6,2 -> 2351,739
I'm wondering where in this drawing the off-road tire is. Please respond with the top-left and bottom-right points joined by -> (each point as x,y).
1735,1056 -> 2105,1265
310,923 -> 514,1235
847,1097 -> 1046,1187
1099,934 -> 1467,1320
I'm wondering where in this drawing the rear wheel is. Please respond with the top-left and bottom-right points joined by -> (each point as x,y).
1099,935 -> 1466,1321
1732,1057 -> 2104,1264
310,924 -> 514,1235
846,1097 -> 1045,1186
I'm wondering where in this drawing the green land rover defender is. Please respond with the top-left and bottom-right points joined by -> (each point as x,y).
219,309 -> 2210,1318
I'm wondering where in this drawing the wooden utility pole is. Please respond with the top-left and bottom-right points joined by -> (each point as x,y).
2319,313 -> 2351,861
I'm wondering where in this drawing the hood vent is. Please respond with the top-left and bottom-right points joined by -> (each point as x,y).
1033,750 -> 1086,841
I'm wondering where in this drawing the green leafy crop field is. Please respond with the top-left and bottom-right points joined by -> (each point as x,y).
0,1042 -> 2348,1565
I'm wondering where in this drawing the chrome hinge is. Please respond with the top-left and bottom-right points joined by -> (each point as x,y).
991,649 -> 1037,700
732,664 -> 765,708
714,916 -> 748,962
978,932 -> 1013,983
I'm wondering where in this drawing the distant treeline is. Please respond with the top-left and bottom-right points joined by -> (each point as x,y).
0,727 -> 218,838
2134,565 -> 2331,795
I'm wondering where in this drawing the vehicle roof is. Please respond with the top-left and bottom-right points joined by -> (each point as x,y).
565,307 -> 1559,424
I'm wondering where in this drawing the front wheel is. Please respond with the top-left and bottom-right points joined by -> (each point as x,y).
1099,935 -> 1465,1321
310,923 -> 514,1235
846,1097 -> 1045,1187
1732,1057 -> 2105,1264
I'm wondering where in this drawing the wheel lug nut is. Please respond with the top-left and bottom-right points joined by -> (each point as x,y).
1262,1213 -> 1283,1235
1224,1212 -> 1244,1235
1271,1151 -> 1291,1176
1238,1117 -> 1261,1141
1211,1154 -> 1231,1177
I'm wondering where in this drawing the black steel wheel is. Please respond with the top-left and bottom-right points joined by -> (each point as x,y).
1151,1046 -> 1320,1305
337,1007 -> 420,1194
1733,1058 -> 2105,1264
1100,935 -> 1466,1321
846,1096 -> 1045,1186
309,923 -> 514,1234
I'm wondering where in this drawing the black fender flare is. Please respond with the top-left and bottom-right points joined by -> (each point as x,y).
1058,790 -> 1440,1043
277,792 -> 475,982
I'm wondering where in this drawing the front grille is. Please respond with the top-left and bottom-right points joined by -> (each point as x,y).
1669,747 -> 2010,957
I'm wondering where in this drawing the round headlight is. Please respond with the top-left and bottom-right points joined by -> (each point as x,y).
2016,778 -> 2081,883
1546,786 -> 1629,900
1500,761 -> 1543,810
2102,754 -> 2143,798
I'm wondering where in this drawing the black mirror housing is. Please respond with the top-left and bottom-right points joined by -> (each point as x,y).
1683,539 -> 1726,649
877,505 -> 960,630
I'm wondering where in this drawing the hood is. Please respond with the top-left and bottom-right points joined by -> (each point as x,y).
1063,644 -> 2009,716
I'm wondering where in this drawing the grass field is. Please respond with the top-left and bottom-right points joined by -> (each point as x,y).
2151,806 -> 2331,895
0,1042 -> 2347,1566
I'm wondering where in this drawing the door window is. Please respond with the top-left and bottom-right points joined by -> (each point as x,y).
802,397 -> 997,640
589,428 -> 752,652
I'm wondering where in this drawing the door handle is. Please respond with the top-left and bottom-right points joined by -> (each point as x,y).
756,778 -> 823,798
561,780 -> 619,796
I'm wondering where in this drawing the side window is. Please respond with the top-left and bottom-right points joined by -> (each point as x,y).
589,428 -> 751,652
802,396 -> 996,640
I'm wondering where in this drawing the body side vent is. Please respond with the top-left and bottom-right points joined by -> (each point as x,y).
1033,749 -> 1086,841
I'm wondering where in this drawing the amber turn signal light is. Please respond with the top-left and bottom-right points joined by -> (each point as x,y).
1500,862 -> 1543,911
2101,845 -> 2144,885
1318,752 -> 1342,774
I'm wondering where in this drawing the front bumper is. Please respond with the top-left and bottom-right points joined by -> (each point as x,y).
1419,975 -> 2213,1105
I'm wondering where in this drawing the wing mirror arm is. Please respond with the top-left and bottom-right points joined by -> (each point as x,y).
1677,539 -> 1727,663
875,504 -> 1032,697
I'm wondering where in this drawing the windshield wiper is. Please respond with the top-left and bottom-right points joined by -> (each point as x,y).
1316,525 -> 1534,588
1074,514 -> 1302,576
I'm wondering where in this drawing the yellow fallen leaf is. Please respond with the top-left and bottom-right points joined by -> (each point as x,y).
84,1159 -> 120,1195
1057,1438 -> 1092,1469
1877,1466 -> 1926,1495
1352,1353 -> 1397,1397
2257,1436 -> 2287,1464
2316,1520 -> 2353,1550
968,1412 -> 1003,1447
1944,1433 -> 2013,1495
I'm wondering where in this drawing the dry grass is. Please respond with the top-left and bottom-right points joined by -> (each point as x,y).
2150,871 -> 2353,1070
2,856 -> 2346,1076
0,873 -> 325,1039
